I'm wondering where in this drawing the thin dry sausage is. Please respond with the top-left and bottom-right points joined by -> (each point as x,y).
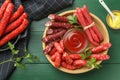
4,12 -> 28,34
0,3 -> 14,37
0,19 -> 29,47
9,5 -> 24,23
0,0 -> 11,19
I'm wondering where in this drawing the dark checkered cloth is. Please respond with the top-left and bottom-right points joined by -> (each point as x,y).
0,0 -> 74,80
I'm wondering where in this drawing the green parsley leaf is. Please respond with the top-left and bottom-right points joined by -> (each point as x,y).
80,54 -> 86,60
12,49 -> 19,54
85,50 -> 92,59
67,14 -> 78,24
87,58 -> 96,69
8,42 -> 19,54
14,62 -> 19,67
84,47 -> 91,53
33,55 -> 40,62
67,15 -> 73,20
16,58 -> 22,62
27,58 -> 33,63
87,58 -> 101,69
8,42 -> 14,49
14,62 -> 25,69
87,62 -> 92,69
89,58 -> 96,63
18,63 -> 25,69
25,53 -> 31,58
94,63 -> 102,69
80,48 -> 92,60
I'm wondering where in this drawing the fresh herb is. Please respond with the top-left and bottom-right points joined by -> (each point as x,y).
0,42 -> 40,69
80,47 -> 92,60
87,58 -> 102,69
24,50 -> 40,63
80,48 -> 101,69
67,14 -> 78,24
8,42 -> 19,54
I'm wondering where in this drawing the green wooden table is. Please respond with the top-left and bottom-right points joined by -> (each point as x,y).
9,0 -> 120,80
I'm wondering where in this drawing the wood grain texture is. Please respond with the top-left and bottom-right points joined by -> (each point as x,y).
10,0 -> 120,79
9,64 -> 120,80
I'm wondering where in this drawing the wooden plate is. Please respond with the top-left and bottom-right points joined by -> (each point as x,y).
42,10 -> 109,74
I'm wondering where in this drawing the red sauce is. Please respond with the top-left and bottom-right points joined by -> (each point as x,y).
63,28 -> 88,53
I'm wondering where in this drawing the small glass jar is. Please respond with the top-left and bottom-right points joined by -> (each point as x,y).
106,10 -> 120,30
63,28 -> 88,54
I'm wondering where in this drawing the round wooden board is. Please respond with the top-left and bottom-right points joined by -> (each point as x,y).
42,10 -> 109,74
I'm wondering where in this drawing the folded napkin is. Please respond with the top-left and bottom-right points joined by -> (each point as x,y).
0,0 -> 74,80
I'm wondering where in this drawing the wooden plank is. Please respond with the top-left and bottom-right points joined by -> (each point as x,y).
30,19 -> 47,32
28,0 -> 120,63
23,31 -> 49,63
10,0 -> 120,80
9,63 -> 120,80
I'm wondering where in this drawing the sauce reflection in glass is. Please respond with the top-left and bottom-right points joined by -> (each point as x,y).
63,28 -> 88,54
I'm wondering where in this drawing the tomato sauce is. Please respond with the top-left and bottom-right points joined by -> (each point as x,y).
63,28 -> 88,53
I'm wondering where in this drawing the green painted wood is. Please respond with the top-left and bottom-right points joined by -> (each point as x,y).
10,0 -> 120,79
28,0 -> 120,63
9,64 -> 120,80
22,31 -> 49,63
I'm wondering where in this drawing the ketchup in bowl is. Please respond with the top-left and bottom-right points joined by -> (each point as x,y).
63,28 -> 88,54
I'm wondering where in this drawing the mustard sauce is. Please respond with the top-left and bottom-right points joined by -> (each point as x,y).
107,10 -> 120,29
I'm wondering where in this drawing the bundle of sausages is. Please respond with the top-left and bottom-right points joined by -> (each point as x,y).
76,5 -> 103,46
0,0 -> 29,47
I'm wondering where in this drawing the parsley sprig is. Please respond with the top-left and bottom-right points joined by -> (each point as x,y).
80,48 -> 92,60
80,48 -> 101,69
0,42 -> 40,69
67,14 -> 81,28
67,14 -> 78,24
87,58 -> 102,69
